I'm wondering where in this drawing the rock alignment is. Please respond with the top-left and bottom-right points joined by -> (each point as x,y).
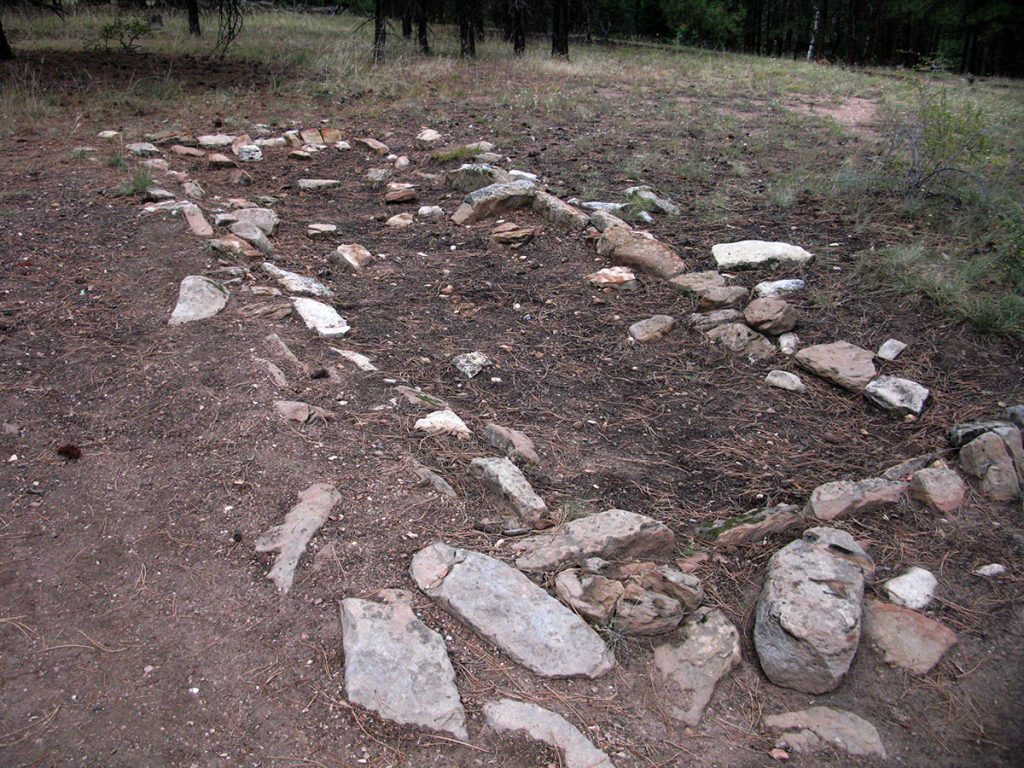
410,543 -> 614,678
340,592 -> 467,738
451,180 -> 537,225
754,527 -> 873,693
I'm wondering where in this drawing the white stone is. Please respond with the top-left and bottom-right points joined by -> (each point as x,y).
417,205 -> 444,219
483,699 -> 615,768
291,297 -> 350,337
877,338 -> 908,361
766,370 -> 805,392
254,136 -> 287,148
452,351 -> 491,378
331,348 -> 377,372
778,333 -> 800,355
469,457 -> 548,525
414,409 -> 471,439
169,276 -> 228,325
297,178 -> 342,191
864,375 -> 930,417
125,142 -> 160,157
416,128 -> 442,147
884,566 -> 937,610
755,278 -> 806,298
197,133 -> 235,149
235,144 -> 263,162
255,483 -> 341,593
712,240 -> 814,271
261,263 -> 333,299
386,212 -> 414,228
974,563 -> 1006,577
97,130 -> 120,140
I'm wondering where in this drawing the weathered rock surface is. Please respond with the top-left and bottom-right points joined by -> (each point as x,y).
959,428 -> 1023,501
669,271 -> 725,296
613,582 -> 684,635
513,509 -> 674,573
697,503 -> 803,546
883,566 -> 937,610
532,191 -> 589,228
744,298 -> 798,335
355,137 -> 390,154
863,598 -> 956,674
307,223 -> 337,239
331,243 -> 373,272
262,263 -> 333,298
169,276 -> 228,325
451,180 -> 536,225
755,278 -> 806,298
696,285 -> 750,310
291,297 -> 350,337
795,341 -> 876,392
877,338 -> 908,361
229,221 -> 273,256
469,457 -> 549,526
605,561 -> 704,610
554,569 -> 624,623
909,467 -> 966,513
489,221 -> 537,247
864,375 -> 930,417
805,477 -> 906,522
712,240 -> 814,271
777,332 -> 800,355
340,593 -> 467,738
452,351 -> 492,378
273,400 -> 333,424
654,608 -> 741,726
625,185 -> 679,216
255,483 -> 341,593
596,226 -> 686,279
395,386 -> 449,411
181,203 -> 213,237
484,423 -> 541,465
705,323 -> 776,359
233,207 -> 279,235
411,543 -> 614,678
629,315 -> 675,342
765,707 -> 885,758
446,163 -> 511,193
688,309 -> 744,332
410,461 -> 457,499
297,178 -> 342,191
586,266 -> 637,290
949,419 -> 1016,448
753,527 -> 873,693
414,409 -> 471,438
765,370 -> 805,393
589,209 -> 631,232
126,142 -> 160,157
483,699 -> 615,768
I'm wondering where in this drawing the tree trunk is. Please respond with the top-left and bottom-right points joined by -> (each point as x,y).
0,17 -> 13,61
807,5 -> 821,61
417,3 -> 429,54
187,0 -> 201,36
552,0 -> 569,57
402,1 -> 413,39
373,0 -> 386,64
459,0 -> 476,59
513,3 -> 525,56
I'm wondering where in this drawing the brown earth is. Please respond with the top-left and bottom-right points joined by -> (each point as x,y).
1,49 -> 1023,768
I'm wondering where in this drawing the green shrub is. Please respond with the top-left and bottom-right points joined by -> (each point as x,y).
98,15 -> 154,54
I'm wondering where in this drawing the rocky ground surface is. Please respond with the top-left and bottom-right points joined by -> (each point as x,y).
1,116 -> 1023,768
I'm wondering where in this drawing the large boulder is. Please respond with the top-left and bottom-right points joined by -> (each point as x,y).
340,592 -> 467,738
596,226 -> 686,279
512,509 -> 674,573
410,543 -> 614,678
753,527 -> 873,694
451,180 -> 536,225
795,341 -> 876,392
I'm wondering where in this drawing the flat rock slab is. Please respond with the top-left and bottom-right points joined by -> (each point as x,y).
669,271 -> 725,296
629,315 -> 675,342
483,699 -> 615,768
688,309 -> 744,332
414,409 -> 471,438
340,593 -> 467,738
712,240 -> 814,271
255,483 -> 341,593
586,266 -> 637,290
232,207 -> 279,235
909,466 -> 966,513
411,543 -> 614,678
291,297 -> 350,337
484,423 -> 541,465
754,527 -> 873,694
765,706 -> 886,758
297,178 -> 342,191
169,276 -> 228,325
805,477 -> 906,522
795,341 -> 876,392
469,457 -> 549,525
864,375 -> 930,417
262,263 -> 334,298
513,508 -> 674,573
863,598 -> 956,674
654,608 -> 742,726
697,503 -> 803,546
452,180 -> 536,225
597,226 -> 686,279
705,322 -> 775,360
883,566 -> 937,610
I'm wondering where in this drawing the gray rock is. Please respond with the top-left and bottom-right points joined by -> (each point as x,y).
753,527 -> 873,693
168,276 -> 228,325
625,185 -> 679,216
513,508 -> 674,573
451,180 -> 536,225
765,370 -> 805,392
863,598 -> 956,674
654,608 -> 741,726
197,133 -> 234,149
629,315 -> 675,342
483,699 -> 615,768
765,707 -> 885,758
949,420 -> 1016,448
291,297 -> 350,337
1007,405 -> 1024,429
340,593 -> 467,738
863,375 -> 930,417
688,309 -> 744,332
484,423 -> 541,465
777,332 -> 800,355
532,191 -> 589,228
411,543 -> 614,678
307,223 -> 337,239
589,209 -> 631,232
297,178 -> 342,191
712,240 -> 814,271
261,263 -> 333,298
235,144 -> 263,162
805,477 -> 906,521
755,279 -> 806,298
410,462 -> 458,499
126,142 -> 160,157
452,351 -> 492,378
909,467 -> 966,513
705,323 -> 776,360
417,205 -> 444,219
469,457 -> 549,526
959,428 -> 1023,501
254,483 -> 341,593
595,560 -> 704,612
744,297 -> 798,335
331,243 -> 373,272
881,452 -> 942,481
554,569 -> 624,623
795,341 -> 876,392
596,226 -> 686,279
232,207 -> 279,235
229,221 -> 274,256
876,338 -> 907,361
613,582 -> 684,635
696,285 -> 750,311
669,271 -> 725,296
414,409 -> 471,438
883,566 -> 937,610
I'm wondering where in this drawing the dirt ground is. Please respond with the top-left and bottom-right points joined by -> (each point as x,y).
1,48 -> 1023,768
